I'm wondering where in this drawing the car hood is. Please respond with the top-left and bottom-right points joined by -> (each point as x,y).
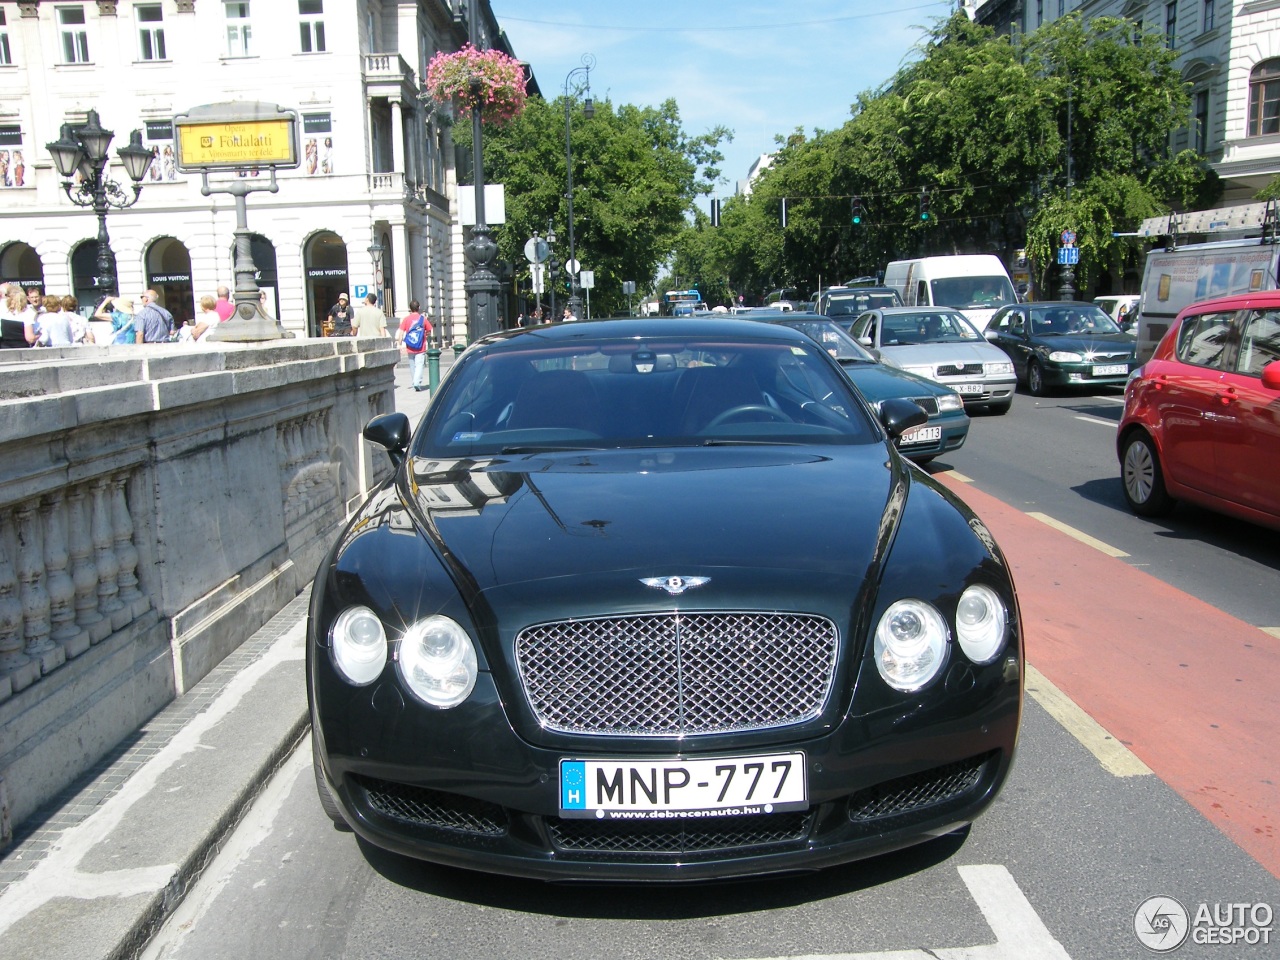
881,341 -> 1005,367
401,446 -> 901,615
1032,332 -> 1136,354
838,360 -> 953,404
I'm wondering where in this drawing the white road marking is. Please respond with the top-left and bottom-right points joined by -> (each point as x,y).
1073,415 -> 1115,428
1027,511 -> 1129,557
1262,627 -> 1280,640
0,619 -> 307,936
940,470 -> 974,483
726,864 -> 1071,960
1025,666 -> 1152,778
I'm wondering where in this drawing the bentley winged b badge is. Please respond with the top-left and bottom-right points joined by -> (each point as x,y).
641,576 -> 710,596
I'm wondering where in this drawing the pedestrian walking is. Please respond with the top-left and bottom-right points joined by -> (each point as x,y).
326,293 -> 353,336
395,299 -> 432,392
352,292 -> 387,338
133,289 -> 175,344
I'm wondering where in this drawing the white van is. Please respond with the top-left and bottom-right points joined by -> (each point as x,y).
882,255 -> 1017,331
1133,239 -> 1280,362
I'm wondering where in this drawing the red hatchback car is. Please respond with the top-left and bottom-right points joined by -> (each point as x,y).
1118,290 -> 1280,530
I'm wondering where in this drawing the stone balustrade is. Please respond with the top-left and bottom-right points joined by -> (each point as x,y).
0,337 -> 398,841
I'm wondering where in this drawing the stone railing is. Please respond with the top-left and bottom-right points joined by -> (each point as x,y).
0,337 -> 399,840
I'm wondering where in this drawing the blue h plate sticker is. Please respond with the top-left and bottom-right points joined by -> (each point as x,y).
561,761 -> 587,810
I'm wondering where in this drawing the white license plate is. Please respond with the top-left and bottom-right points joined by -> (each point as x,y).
953,383 -> 984,395
900,425 -> 943,445
559,753 -> 807,819
1093,363 -> 1128,376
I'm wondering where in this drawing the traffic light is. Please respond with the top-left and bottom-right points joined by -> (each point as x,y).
851,196 -> 864,225
919,188 -> 931,222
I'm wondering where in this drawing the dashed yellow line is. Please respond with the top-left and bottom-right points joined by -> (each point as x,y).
1025,665 -> 1153,777
1027,511 -> 1129,558
940,469 -> 973,483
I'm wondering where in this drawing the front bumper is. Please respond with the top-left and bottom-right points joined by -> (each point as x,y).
1045,363 -> 1132,389
943,378 -> 1016,407
311,651 -> 1021,881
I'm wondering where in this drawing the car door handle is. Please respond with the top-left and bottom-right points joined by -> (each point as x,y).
1215,388 -> 1236,406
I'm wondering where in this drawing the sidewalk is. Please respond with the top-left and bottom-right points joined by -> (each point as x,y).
0,347 -> 453,960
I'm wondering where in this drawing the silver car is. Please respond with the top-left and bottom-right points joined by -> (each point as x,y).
847,307 -> 1017,414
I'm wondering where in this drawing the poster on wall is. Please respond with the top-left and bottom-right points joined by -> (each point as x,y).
144,120 -> 180,182
0,126 -> 26,188
302,113 -> 334,176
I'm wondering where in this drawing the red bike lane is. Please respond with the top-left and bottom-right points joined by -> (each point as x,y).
935,474 -> 1280,879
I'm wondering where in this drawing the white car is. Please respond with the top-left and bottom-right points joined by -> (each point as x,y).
1093,294 -> 1139,329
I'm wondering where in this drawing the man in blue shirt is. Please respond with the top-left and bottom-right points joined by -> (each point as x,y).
133,289 -> 174,344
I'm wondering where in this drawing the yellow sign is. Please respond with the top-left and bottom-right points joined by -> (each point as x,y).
176,118 -> 296,169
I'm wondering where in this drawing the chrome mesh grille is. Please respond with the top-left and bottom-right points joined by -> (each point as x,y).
846,753 -> 992,824
516,612 -> 839,736
355,775 -> 508,836
548,811 -> 812,855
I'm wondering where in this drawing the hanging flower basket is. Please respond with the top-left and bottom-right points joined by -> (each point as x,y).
426,44 -> 528,125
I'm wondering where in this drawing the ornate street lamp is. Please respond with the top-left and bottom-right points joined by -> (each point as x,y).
545,224 -> 558,321
563,54 -> 595,319
46,109 -> 153,297
367,238 -> 386,316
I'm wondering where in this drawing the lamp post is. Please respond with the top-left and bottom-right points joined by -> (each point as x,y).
458,4 -> 501,343
546,224 -> 558,321
563,54 -> 595,320
45,109 -> 154,297
367,238 -> 386,316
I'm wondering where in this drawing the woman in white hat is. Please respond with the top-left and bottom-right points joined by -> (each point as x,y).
95,295 -> 136,344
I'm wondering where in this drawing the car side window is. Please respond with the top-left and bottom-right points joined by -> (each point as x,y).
1235,309 -> 1280,376
1176,311 -> 1238,369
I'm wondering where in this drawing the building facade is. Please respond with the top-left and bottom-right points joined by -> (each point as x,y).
975,0 -> 1280,203
0,0 -> 528,341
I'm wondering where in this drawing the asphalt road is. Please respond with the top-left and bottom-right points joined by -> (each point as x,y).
138,381 -> 1280,960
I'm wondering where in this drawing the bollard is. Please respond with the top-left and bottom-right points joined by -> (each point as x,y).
452,340 -> 466,359
427,344 -> 441,396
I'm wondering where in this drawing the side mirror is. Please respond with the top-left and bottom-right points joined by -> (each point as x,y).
879,397 -> 929,440
985,329 -> 999,341
1263,361 -> 1280,391
364,412 -> 412,468
857,336 -> 873,347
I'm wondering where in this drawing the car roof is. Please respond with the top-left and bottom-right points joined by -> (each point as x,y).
473,316 -> 814,346
1173,289 -> 1280,316
871,306 -> 967,315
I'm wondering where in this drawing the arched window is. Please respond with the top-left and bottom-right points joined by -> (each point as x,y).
1248,59 -> 1280,137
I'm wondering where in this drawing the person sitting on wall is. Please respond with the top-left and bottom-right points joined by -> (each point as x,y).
326,293 -> 353,336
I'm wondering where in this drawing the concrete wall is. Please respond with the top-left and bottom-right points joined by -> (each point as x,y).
0,337 -> 397,837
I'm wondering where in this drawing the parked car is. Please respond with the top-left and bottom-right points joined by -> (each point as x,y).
1118,291 -> 1280,530
309,318 -> 1023,881
985,301 -> 1137,397
846,306 -> 1016,413
756,314 -> 969,463
818,286 -> 903,322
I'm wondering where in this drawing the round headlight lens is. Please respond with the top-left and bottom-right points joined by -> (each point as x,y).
955,583 -> 1008,664
330,605 -> 388,685
873,599 -> 949,691
397,616 -> 478,708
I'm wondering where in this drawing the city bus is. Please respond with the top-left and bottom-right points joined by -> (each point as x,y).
661,289 -> 703,316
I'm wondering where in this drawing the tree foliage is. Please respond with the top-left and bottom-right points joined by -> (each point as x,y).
685,12 -> 1220,302
455,95 -> 728,316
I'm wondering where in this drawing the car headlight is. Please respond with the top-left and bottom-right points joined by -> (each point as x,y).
903,365 -> 934,378
397,615 -> 478,708
937,393 -> 965,412
955,584 -> 1008,664
873,600 -> 949,691
1048,350 -> 1083,362
330,605 -> 388,685
984,361 -> 1014,376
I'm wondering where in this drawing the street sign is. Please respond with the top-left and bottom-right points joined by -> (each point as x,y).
354,284 -> 369,299
580,270 -> 595,290
622,280 -> 636,295
1060,229 -> 1077,246
566,258 -> 581,275
531,263 -> 544,294
523,237 -> 549,263
1057,247 -> 1080,265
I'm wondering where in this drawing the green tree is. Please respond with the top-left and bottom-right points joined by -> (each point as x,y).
455,96 -> 728,316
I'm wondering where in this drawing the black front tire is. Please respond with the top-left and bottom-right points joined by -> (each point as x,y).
1121,431 -> 1175,517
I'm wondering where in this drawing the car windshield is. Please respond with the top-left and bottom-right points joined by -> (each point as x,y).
415,332 -> 879,458
774,319 -> 878,362
826,292 -> 901,316
1029,305 -> 1122,336
881,311 -> 980,345
930,276 -> 1016,310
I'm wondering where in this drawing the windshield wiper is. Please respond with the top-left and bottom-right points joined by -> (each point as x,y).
499,445 -> 607,454
698,438 -> 803,446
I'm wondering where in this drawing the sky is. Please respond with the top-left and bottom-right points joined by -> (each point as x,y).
491,1 -> 959,212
